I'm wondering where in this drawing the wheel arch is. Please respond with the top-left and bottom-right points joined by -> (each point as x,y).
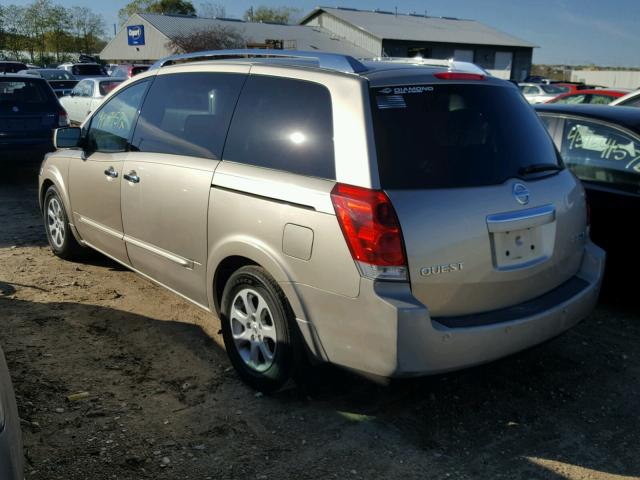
39,160 -> 83,245
207,239 -> 305,322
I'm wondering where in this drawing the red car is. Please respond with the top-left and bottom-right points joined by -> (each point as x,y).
546,89 -> 627,105
109,64 -> 149,79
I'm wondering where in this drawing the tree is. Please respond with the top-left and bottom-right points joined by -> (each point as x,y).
198,2 -> 226,18
46,4 -> 71,62
119,0 -> 196,24
2,5 -> 30,61
167,25 -> 245,53
70,6 -> 105,54
243,6 -> 301,24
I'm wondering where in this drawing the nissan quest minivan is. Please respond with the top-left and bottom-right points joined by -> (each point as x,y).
39,50 -> 605,391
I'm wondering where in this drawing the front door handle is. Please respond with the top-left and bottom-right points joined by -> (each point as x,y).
123,171 -> 140,183
104,166 -> 118,178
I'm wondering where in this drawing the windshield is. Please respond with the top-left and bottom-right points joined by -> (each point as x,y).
41,70 -> 74,80
99,80 -> 122,96
541,84 -> 568,94
72,64 -> 105,76
371,84 -> 561,189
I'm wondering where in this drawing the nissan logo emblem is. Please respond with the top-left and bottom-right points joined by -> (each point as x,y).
512,183 -> 530,205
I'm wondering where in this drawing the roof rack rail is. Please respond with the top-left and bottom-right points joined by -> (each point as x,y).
369,56 -> 488,75
150,49 -> 368,74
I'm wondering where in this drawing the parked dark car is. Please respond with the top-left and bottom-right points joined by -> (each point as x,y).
57,62 -> 107,79
536,104 -> 640,276
109,64 -> 149,79
0,74 -> 68,162
0,61 -> 27,74
17,68 -> 78,97
0,343 -> 23,480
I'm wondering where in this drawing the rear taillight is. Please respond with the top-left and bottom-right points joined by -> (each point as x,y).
330,183 -> 407,281
434,72 -> 486,81
58,108 -> 69,127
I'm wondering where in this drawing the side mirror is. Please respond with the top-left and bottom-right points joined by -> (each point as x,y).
54,127 -> 82,149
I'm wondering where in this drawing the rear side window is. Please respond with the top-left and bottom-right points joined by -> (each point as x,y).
131,72 -> 245,160
371,84 -> 560,189
224,75 -> 335,179
99,80 -> 122,96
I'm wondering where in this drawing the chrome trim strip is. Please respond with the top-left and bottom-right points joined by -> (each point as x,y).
78,216 -> 123,239
124,235 -> 196,269
486,204 -> 556,233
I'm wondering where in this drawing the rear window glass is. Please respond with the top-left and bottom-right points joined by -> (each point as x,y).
72,64 -> 105,76
0,80 -> 52,108
99,80 -> 122,96
0,62 -> 27,73
371,84 -> 560,189
131,66 -> 149,76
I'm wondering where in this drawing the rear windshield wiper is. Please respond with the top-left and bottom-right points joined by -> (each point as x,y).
518,164 -> 563,176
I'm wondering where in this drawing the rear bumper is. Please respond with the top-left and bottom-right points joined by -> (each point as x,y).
291,241 -> 605,378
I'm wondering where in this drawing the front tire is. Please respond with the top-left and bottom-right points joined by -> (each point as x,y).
43,185 -> 83,260
220,266 -> 301,392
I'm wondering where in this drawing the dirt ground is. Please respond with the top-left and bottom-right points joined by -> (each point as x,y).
0,165 -> 639,480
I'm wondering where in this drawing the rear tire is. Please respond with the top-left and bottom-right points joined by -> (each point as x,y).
43,185 -> 84,260
220,266 -> 302,392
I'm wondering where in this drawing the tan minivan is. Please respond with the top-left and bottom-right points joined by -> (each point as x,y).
39,50 -> 605,391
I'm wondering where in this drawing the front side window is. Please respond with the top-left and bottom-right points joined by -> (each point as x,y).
131,72 -> 245,160
223,75 -> 335,179
561,118 -> 640,190
86,81 -> 148,153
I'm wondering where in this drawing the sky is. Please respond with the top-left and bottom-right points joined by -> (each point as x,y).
4,0 -> 640,67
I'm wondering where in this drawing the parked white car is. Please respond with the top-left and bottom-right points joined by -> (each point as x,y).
610,89 -> 640,107
59,78 -> 122,125
519,83 -> 569,104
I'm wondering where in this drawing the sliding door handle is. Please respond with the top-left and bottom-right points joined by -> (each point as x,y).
123,171 -> 140,183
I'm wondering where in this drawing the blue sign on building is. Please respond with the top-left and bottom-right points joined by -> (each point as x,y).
127,25 -> 145,46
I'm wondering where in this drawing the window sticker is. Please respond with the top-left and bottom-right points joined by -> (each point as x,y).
378,86 -> 434,95
376,95 -> 406,109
